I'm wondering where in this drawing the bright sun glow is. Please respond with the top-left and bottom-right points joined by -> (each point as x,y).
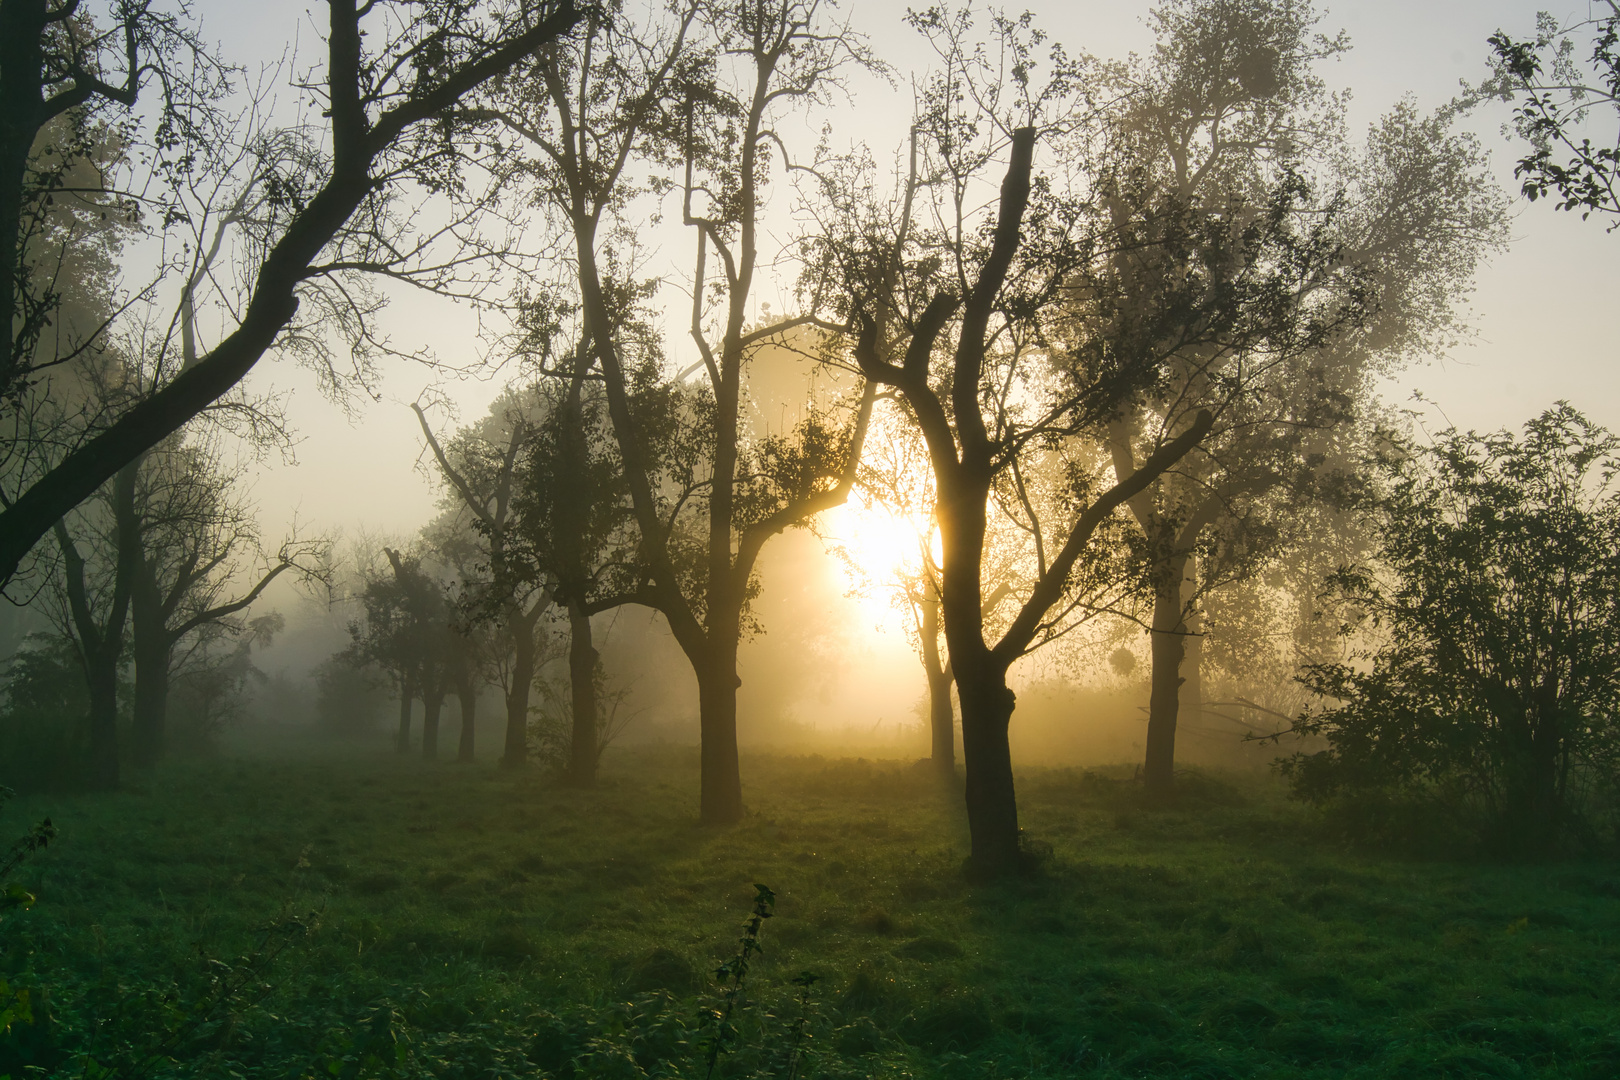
825,498 -> 940,588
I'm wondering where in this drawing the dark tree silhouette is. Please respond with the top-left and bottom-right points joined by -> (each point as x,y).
487,0 -> 877,822
0,0 -> 584,585
1283,406 -> 1620,856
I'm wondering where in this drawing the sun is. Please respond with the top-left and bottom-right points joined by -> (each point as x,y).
824,497 -> 938,587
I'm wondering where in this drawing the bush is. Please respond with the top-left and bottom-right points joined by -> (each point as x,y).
313,655 -> 391,736
0,635 -> 93,793
1285,405 -> 1620,856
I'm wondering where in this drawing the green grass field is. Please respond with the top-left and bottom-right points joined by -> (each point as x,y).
2,736 -> 1617,1078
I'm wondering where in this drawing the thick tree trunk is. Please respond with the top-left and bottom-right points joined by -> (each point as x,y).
927,669 -> 956,774
455,675 -> 477,764
1500,724 -> 1562,857
567,601 -> 599,787
1144,569 -> 1187,796
955,655 -> 1020,877
395,674 -> 413,754
501,610 -> 535,769
696,640 -> 744,825
421,685 -> 444,760
83,646 -> 121,791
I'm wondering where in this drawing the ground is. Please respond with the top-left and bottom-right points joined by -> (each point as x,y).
1,733 -> 1617,1078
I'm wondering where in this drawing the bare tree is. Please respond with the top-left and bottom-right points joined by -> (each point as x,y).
486,0 -> 878,821
0,0 -> 584,585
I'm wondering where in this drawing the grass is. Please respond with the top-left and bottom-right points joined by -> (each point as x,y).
2,733 -> 1618,1078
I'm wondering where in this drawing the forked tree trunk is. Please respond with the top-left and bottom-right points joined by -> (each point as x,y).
567,601 -> 599,787
421,685 -> 444,759
455,675 -> 477,763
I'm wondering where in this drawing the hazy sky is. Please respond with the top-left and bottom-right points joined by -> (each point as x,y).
198,0 -> 1618,545
178,0 -> 1619,733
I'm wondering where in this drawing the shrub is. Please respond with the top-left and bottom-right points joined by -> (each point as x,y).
1285,405 -> 1620,855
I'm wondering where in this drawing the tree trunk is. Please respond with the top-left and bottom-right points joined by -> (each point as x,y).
455,674 -> 477,764
919,594 -> 955,775
421,685 -> 444,760
955,655 -> 1020,877
567,601 -> 599,787
83,644 -> 121,791
1500,722 -> 1562,857
501,609 -> 535,769
396,674 -> 413,754
927,668 -> 956,775
1143,559 -> 1189,796
697,639 -> 744,825
129,563 -> 169,770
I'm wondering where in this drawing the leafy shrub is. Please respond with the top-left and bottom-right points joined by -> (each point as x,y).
1285,406 -> 1620,855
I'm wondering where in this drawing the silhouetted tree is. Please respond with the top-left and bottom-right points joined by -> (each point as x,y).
416,392 -> 555,768
1283,405 -> 1620,856
0,0 -> 584,585
816,7 -> 1235,876
488,0 -> 877,821
1077,0 -> 1508,795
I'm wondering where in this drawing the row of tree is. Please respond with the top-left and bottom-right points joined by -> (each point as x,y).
4,0 -> 1614,871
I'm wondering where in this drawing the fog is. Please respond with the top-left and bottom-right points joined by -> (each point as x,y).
162,0 -> 1608,779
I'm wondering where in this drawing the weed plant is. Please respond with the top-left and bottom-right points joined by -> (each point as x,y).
0,737 -> 1616,1077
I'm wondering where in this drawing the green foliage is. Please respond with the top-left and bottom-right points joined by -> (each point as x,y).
1487,2 -> 1620,225
0,634 -> 92,792
1286,405 -> 1620,855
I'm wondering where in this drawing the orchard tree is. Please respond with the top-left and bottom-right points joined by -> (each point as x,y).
1077,0 -> 1508,794
0,0 -> 584,585
816,8 -> 1232,876
124,437 -> 323,768
415,390 -> 556,768
488,0 -> 878,822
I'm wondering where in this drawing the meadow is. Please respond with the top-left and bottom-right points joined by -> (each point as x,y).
1,736 -> 1617,1079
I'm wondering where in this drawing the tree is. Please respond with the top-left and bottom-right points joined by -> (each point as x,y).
1283,405 -> 1620,857
46,458 -> 136,789
0,0 -> 584,585
345,547 -> 454,757
508,373 -> 644,787
416,391 -> 555,768
123,448 -> 315,767
488,0 -> 877,822
1078,0 -> 1507,794
815,7 -> 1242,876
1485,0 -> 1620,226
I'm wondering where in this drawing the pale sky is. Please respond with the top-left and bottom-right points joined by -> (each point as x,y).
200,0 -> 1618,543
174,0 -> 1619,736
